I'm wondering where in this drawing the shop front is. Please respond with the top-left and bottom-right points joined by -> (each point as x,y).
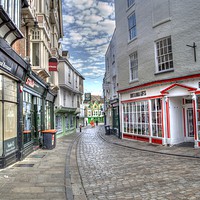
55,107 -> 77,136
0,38 -> 29,168
21,73 -> 47,158
110,98 -> 120,137
120,77 -> 200,148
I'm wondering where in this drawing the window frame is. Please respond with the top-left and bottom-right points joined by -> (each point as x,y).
127,0 -> 135,8
155,36 -> 174,73
128,12 -> 136,40
129,51 -> 138,81
151,98 -> 162,138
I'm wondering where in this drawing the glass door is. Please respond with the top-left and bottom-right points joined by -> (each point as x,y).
187,108 -> 194,137
33,97 -> 42,146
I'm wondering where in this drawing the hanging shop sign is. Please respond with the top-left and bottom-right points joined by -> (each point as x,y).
85,93 -> 91,101
49,57 -> 58,72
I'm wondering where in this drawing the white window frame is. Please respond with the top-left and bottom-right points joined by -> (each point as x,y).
151,98 -> 162,138
129,51 -> 138,81
123,101 -> 149,135
128,12 -> 136,40
155,36 -> 173,73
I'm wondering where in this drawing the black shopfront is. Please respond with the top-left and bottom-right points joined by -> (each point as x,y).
0,38 -> 30,168
21,72 -> 55,159
0,39 -> 56,168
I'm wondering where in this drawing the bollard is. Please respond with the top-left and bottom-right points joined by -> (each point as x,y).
80,125 -> 82,132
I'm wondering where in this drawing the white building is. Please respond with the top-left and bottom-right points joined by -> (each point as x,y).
55,52 -> 84,135
114,0 -> 200,147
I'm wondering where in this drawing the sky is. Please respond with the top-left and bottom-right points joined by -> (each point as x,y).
61,0 -> 115,96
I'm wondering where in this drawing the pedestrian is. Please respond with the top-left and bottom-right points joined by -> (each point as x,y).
96,120 -> 98,126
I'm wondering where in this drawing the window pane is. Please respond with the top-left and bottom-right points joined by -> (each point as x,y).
32,43 -> 40,66
4,77 -> 17,102
156,36 -> 173,72
4,102 -> 17,140
128,13 -> 136,40
127,0 -> 135,7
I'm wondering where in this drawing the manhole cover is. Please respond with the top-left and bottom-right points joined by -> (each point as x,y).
29,154 -> 46,158
14,164 -> 34,167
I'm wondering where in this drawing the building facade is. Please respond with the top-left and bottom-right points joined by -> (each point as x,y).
103,30 -> 120,136
0,0 -> 63,168
55,53 -> 84,136
84,95 -> 104,125
114,0 -> 200,147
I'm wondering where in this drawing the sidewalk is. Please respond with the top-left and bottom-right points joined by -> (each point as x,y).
98,125 -> 200,159
0,130 -> 82,200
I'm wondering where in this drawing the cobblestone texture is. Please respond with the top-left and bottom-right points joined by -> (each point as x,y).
78,126 -> 200,200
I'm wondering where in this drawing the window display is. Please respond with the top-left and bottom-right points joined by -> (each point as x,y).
0,75 -> 17,155
123,101 -> 149,135
45,101 -> 51,130
56,115 -> 62,132
151,98 -> 162,137
23,92 -> 32,144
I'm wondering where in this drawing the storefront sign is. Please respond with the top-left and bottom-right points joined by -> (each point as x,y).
4,137 -> 17,155
26,78 -> 35,88
0,51 -> 17,73
130,90 -> 146,98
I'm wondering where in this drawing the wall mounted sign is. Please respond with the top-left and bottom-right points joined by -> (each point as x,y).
49,57 -> 58,71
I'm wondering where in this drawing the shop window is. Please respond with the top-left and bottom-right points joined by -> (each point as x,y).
45,101 -> 51,130
23,92 -> 32,144
4,77 -> 17,102
65,115 -> 69,130
35,97 -> 42,136
70,115 -> 74,128
0,75 -> 18,155
4,102 -> 17,154
151,98 -> 162,137
56,115 -> 62,132
123,101 -> 149,135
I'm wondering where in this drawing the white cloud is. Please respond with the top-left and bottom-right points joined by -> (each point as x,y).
62,0 -> 115,95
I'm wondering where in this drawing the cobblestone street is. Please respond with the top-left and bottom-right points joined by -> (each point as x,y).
1,126 -> 200,199
77,126 -> 200,200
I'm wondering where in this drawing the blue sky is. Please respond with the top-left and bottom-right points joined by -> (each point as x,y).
61,0 -> 115,96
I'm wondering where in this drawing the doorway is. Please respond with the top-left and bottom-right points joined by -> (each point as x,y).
185,107 -> 194,142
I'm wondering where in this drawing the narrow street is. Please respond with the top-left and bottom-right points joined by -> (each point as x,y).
0,126 -> 200,199
75,126 -> 200,200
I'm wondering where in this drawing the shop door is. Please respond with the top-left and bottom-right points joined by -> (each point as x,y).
186,108 -> 194,141
33,98 -> 42,146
